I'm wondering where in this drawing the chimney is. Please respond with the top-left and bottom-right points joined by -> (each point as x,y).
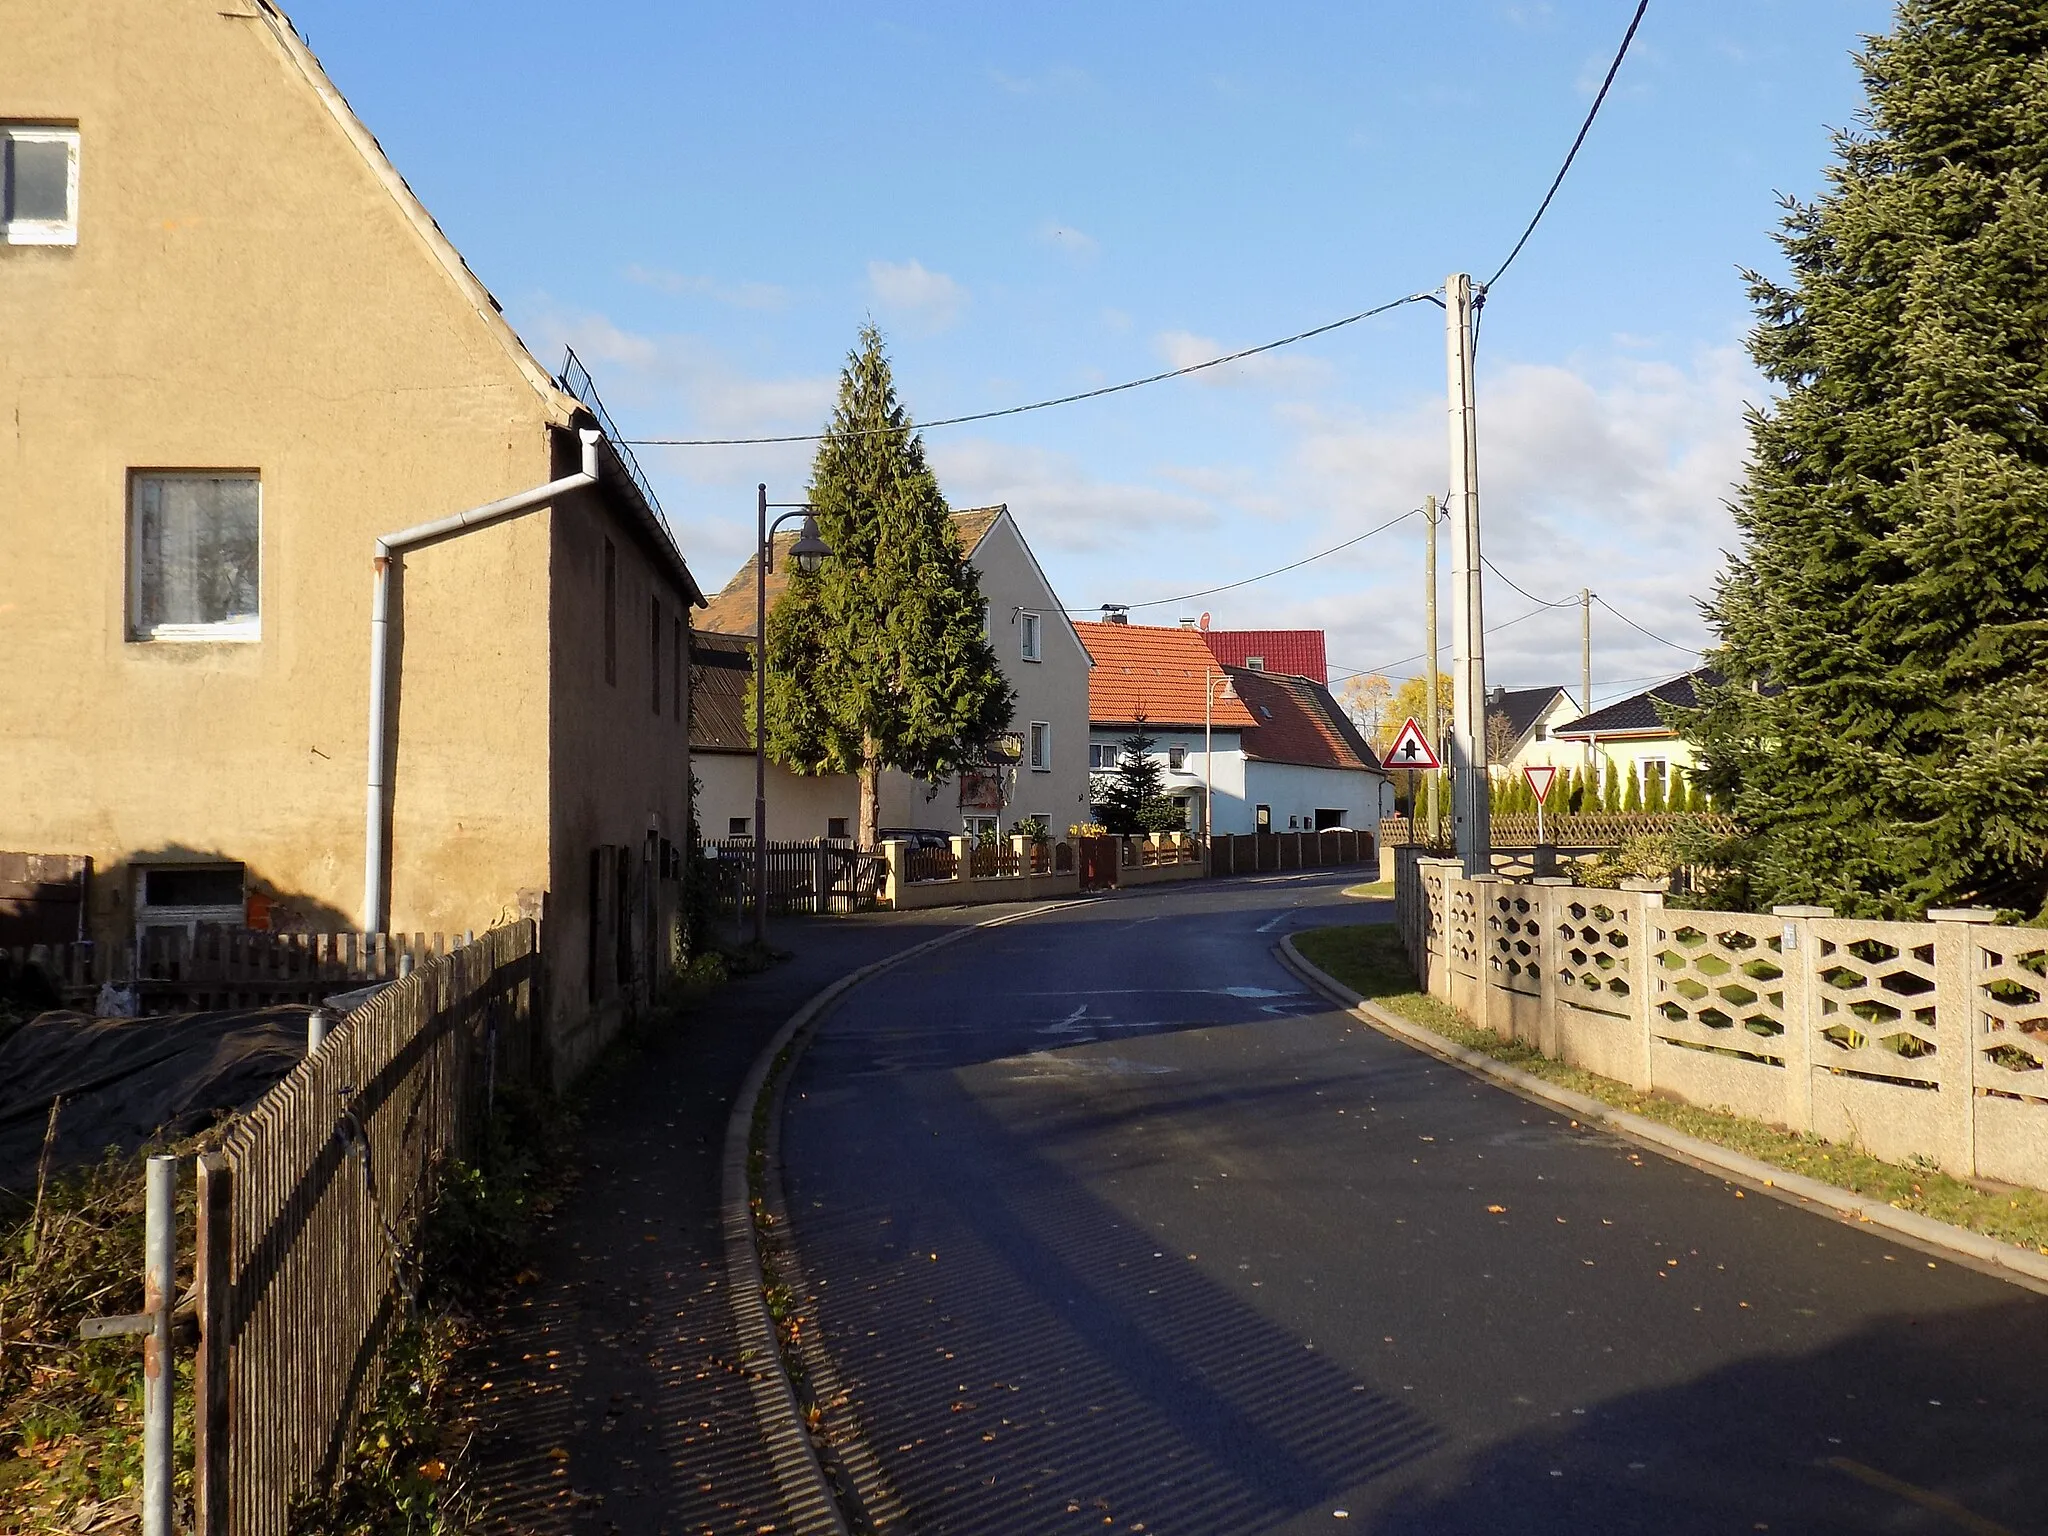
1100,603 -> 1129,625
1178,615 -> 1197,629
1487,686 -> 1506,707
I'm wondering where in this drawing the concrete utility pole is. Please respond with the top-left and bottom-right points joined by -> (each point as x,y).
1580,587 -> 1592,715
1445,273 -> 1490,875
1423,495 -> 1441,838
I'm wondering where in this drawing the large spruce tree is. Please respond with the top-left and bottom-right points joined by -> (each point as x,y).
762,326 -> 1014,845
1689,1 -> 2048,917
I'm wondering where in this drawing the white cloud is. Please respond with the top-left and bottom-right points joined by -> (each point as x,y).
622,264 -> 790,311
926,437 -> 1219,559
1153,329 -> 1335,391
867,259 -> 968,332
1036,220 -> 1100,261
988,64 -> 1091,96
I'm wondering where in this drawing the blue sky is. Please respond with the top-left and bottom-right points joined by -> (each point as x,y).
291,0 -> 1894,706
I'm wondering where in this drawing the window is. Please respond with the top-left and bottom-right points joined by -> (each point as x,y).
673,617 -> 684,721
1244,656 -> 1265,671
828,817 -> 850,840
981,601 -> 991,640
1029,721 -> 1051,771
964,815 -> 998,841
3,125 -> 78,245
650,597 -> 662,714
1255,804 -> 1272,830
128,473 -> 260,641
603,540 -> 618,685
728,816 -> 751,837
1168,745 -> 1187,771
135,863 -> 245,943
1088,743 -> 1115,769
1642,757 -> 1668,790
1020,610 -> 1042,662
1314,808 -> 1347,830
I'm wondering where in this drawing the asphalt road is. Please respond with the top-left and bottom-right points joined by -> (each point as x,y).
782,872 -> 2048,1535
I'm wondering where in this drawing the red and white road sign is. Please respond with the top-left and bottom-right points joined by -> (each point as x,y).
1386,717 -> 1440,772
1523,764 -> 1558,803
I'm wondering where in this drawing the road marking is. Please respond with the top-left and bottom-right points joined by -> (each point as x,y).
1825,1457 -> 2016,1536
1257,914 -> 1289,933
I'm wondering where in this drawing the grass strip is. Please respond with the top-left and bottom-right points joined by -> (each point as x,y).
1293,922 -> 2048,1255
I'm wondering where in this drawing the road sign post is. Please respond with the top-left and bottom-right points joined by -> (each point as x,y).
1524,763 -> 1558,850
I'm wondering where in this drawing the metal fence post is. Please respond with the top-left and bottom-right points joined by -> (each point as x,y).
195,1152 -> 231,1536
307,1005 -> 334,1054
142,1154 -> 176,1536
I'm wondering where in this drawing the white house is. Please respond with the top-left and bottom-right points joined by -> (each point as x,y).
1485,685 -> 1587,781
691,507 -> 1092,842
1074,620 -> 1392,836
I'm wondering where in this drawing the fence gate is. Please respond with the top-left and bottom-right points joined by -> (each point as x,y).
1077,835 -> 1118,892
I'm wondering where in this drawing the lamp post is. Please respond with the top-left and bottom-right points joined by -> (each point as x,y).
752,483 -> 833,947
1204,669 -> 1233,846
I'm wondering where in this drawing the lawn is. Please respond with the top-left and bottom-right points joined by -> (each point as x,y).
1292,922 -> 2048,1256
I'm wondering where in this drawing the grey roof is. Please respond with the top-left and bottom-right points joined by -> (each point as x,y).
1555,668 -> 1721,737
1486,685 -> 1571,746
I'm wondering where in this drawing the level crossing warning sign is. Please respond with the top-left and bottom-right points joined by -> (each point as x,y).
1386,718 -> 1440,772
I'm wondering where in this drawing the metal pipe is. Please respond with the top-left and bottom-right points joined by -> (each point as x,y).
363,429 -> 601,929
307,1006 -> 334,1054
142,1155 -> 175,1536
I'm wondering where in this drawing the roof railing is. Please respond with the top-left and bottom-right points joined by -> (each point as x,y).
559,346 -> 677,540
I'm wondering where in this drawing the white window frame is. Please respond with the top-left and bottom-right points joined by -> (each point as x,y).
1641,757 -> 1668,789
1168,745 -> 1187,772
1088,742 -> 1113,769
1028,721 -> 1051,771
3,125 -> 79,246
1019,610 -> 1042,663
127,471 -> 263,643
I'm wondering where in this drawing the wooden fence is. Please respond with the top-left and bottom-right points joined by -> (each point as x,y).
704,839 -> 888,917
5,930 -> 473,1015
1208,828 -> 1371,877
1378,811 -> 1737,851
194,921 -> 540,1536
1395,853 -> 2048,1192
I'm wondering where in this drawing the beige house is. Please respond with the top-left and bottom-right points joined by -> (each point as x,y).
1552,670 -> 1712,798
692,507 -> 1092,842
1484,685 -> 1586,781
1,0 -> 704,1077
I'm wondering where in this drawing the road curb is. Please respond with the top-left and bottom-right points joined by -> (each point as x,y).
721,900 -> 1090,1534
1275,933 -> 2048,1296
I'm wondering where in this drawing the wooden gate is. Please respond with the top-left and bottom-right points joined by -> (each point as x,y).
1077,835 -> 1118,892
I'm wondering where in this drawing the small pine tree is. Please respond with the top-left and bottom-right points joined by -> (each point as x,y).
1667,772 -> 1691,814
1093,725 -> 1172,835
1623,765 -> 1643,814
1602,761 -> 1621,813
1645,765 -> 1667,814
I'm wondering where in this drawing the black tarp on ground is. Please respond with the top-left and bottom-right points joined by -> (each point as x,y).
0,1007 -> 310,1202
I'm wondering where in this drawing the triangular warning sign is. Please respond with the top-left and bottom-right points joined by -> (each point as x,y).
1386,717 -> 1440,772
1523,764 -> 1558,803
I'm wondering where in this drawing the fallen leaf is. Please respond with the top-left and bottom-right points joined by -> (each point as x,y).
1486,1205 -> 1508,1214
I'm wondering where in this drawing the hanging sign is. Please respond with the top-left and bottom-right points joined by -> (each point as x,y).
1386,717 -> 1440,772
1523,764 -> 1558,804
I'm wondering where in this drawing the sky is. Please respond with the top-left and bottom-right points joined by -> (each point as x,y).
289,0 -> 1897,709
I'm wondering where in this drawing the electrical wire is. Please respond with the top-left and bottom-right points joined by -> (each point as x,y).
1593,593 -> 1700,654
1330,599 -> 1573,682
1485,0 -> 1649,290
623,291 -> 1435,447
1111,506 -> 1424,612
1479,554 -> 1579,610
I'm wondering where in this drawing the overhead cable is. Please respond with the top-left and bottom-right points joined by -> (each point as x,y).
1117,507 -> 1424,612
1485,0 -> 1650,290
623,292 -> 1434,447
1593,593 -> 1699,654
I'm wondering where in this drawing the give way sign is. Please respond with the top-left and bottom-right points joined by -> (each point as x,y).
1386,717 -> 1440,772
1523,764 -> 1558,803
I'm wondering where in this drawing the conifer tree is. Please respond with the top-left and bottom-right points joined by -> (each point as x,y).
763,325 -> 1015,845
1092,725 -> 1176,834
1602,761 -> 1621,813
1622,766 -> 1643,814
1687,1 -> 2048,915
1645,765 -> 1667,814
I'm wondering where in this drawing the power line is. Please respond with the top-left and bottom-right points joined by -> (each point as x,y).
1479,554 -> 1577,610
1332,600 -> 1570,681
622,292 -> 1435,448
1113,507 -> 1424,612
1593,593 -> 1700,654
1485,0 -> 1650,290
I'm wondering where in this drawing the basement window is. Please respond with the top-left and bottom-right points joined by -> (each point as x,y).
3,125 -> 78,245
128,473 -> 260,641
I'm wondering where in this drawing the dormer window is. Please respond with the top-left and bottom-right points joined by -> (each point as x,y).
3,125 -> 78,245
1244,656 -> 1265,671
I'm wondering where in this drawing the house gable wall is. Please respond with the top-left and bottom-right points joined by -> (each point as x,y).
0,1 -> 567,943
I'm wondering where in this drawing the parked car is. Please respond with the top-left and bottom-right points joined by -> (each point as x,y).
879,827 -> 955,850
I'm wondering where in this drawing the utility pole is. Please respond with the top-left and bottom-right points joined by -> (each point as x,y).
1580,587 -> 1592,715
1423,495 -> 1441,839
1445,273 -> 1490,875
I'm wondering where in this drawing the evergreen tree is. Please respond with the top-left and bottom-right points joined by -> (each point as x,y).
1092,725 -> 1173,834
1687,1 -> 2048,915
1669,772 -> 1693,814
1623,765 -> 1643,814
1645,764 -> 1667,814
764,326 -> 1015,845
1603,761 -> 1622,813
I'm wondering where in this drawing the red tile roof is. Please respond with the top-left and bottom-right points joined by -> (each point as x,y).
1075,622 -> 1257,729
1230,667 -> 1383,772
1200,629 -> 1328,685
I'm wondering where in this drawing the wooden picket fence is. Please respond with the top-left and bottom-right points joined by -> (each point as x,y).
1207,828 -> 1371,876
194,921 -> 540,1536
4,930 -> 466,1014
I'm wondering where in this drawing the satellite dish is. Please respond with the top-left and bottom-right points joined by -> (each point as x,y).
1198,611 -> 1211,631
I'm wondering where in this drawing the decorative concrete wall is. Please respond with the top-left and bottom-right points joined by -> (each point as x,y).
1395,852 -> 2048,1191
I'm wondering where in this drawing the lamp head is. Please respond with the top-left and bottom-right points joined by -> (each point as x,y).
790,515 -> 832,575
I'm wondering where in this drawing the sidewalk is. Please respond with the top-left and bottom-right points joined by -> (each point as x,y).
454,904 -> 1037,1535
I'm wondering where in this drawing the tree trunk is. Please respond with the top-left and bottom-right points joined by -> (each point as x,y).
860,746 -> 882,849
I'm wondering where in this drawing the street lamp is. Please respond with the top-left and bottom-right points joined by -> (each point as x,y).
1204,669 -> 1234,850
752,483 -> 834,947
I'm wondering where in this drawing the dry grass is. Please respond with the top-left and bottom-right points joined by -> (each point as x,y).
1294,922 -> 2048,1255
